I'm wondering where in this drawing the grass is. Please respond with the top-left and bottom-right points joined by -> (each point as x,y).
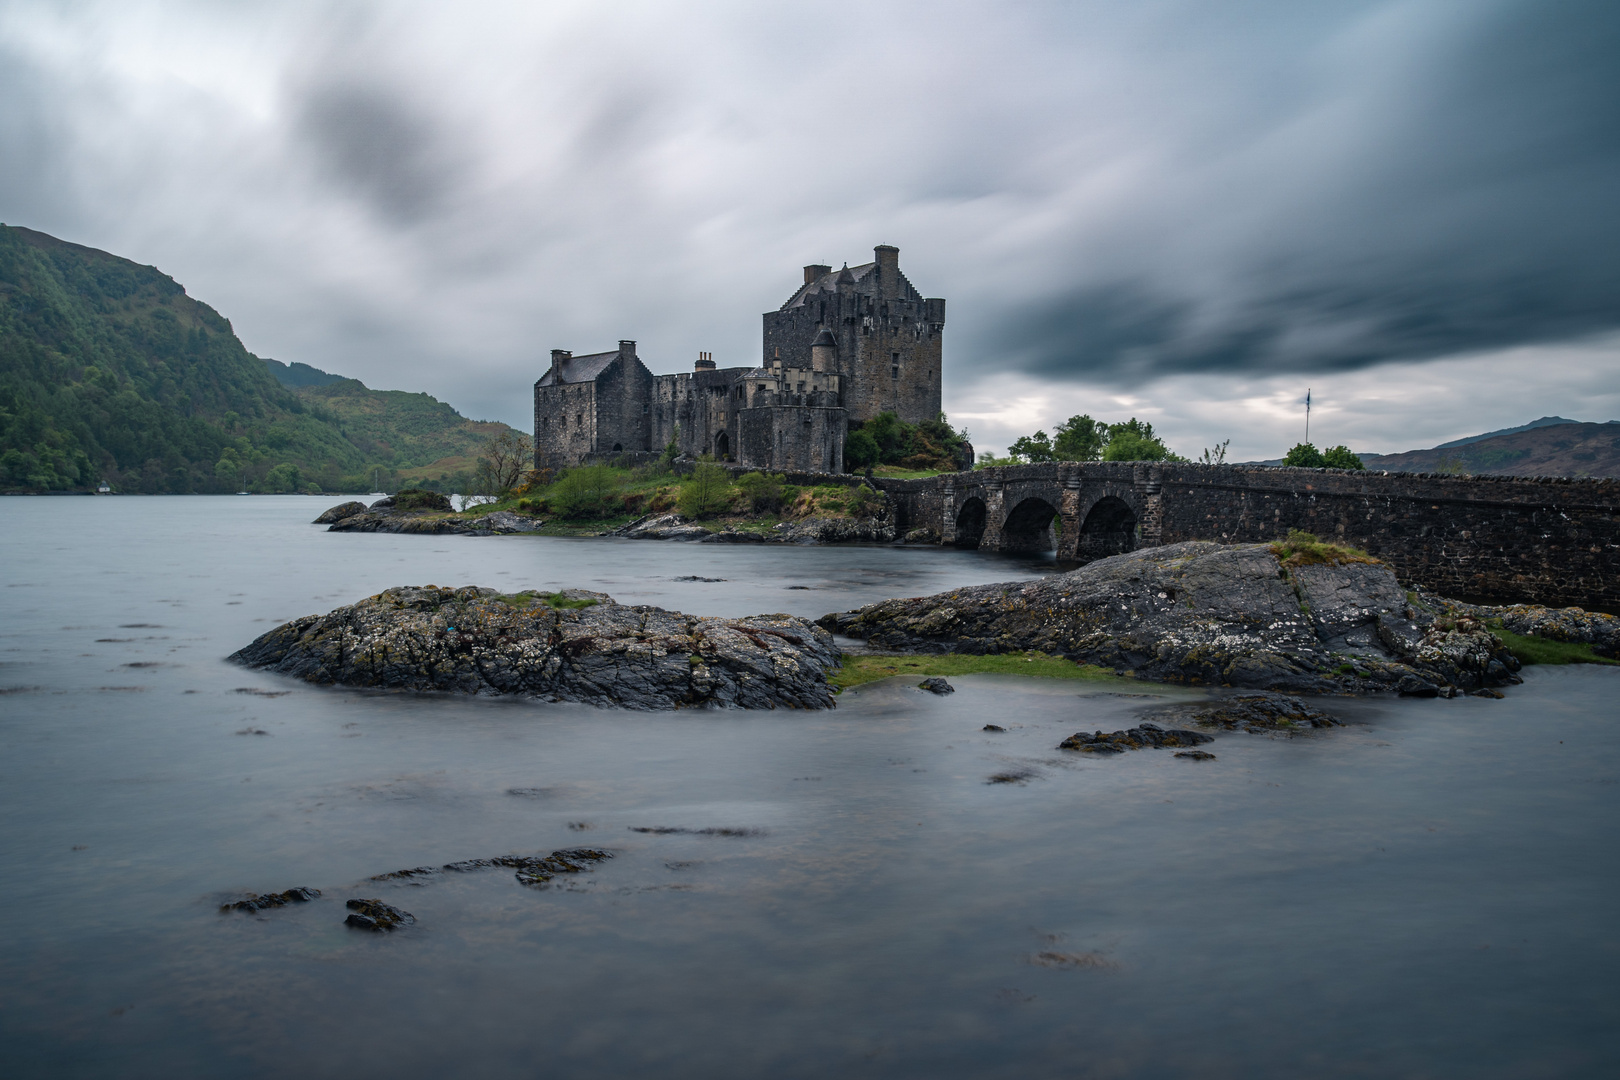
830,650 -> 1120,692
870,465 -> 948,479
1487,622 -> 1618,666
488,591 -> 599,610
1270,529 -> 1378,568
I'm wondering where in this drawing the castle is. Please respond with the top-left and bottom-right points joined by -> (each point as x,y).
532,245 -> 945,473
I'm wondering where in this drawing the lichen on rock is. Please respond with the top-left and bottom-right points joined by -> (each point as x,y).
229,585 -> 841,709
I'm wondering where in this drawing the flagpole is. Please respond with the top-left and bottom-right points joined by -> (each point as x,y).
1305,389 -> 1311,445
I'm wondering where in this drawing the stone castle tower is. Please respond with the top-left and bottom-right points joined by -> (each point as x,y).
533,246 -> 944,473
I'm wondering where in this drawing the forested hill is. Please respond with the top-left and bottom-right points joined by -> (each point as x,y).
0,224 -> 518,493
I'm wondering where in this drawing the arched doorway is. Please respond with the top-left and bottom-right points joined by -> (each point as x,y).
714,431 -> 730,461
954,497 -> 987,549
612,443 -> 623,452
1077,496 -> 1136,562
1001,496 -> 1059,553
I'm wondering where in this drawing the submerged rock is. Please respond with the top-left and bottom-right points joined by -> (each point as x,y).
344,898 -> 414,931
221,886 -> 320,912
373,847 -> 613,887
1142,693 -> 1341,733
819,541 -> 1522,696
918,676 -> 954,694
1058,723 -> 1215,753
228,585 -> 840,709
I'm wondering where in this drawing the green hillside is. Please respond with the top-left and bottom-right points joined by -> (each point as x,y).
0,224 -> 519,494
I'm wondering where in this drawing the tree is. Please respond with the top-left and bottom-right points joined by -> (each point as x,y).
1198,439 -> 1230,465
474,429 -> 534,497
549,465 -> 621,518
1008,431 -> 1055,463
1282,442 -> 1326,468
1101,418 -> 1179,461
1053,415 -> 1106,461
1322,445 -> 1364,470
678,460 -> 732,519
844,429 -> 880,470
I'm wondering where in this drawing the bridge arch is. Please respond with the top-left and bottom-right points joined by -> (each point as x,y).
1077,495 -> 1137,561
1000,495 -> 1059,553
954,496 -> 987,549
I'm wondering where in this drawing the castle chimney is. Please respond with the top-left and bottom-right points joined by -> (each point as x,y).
874,245 -> 900,300
810,328 -> 837,374
803,263 -> 831,285
695,351 -> 716,371
618,340 -> 637,360
549,349 -> 571,376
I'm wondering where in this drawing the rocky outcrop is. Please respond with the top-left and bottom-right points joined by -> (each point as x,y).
1436,598 -> 1620,659
313,501 -> 366,524
819,541 -> 1523,696
221,886 -> 321,912
315,497 -> 544,536
1059,723 -> 1214,753
612,511 -> 896,545
767,515 -> 896,545
229,585 -> 841,709
344,898 -> 414,931
372,847 -> 613,887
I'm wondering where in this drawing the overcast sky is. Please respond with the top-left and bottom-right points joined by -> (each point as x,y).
3,0 -> 1617,459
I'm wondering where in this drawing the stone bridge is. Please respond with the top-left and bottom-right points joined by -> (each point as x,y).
872,462 -> 1620,611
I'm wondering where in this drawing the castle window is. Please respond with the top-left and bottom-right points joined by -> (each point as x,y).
891,353 -> 900,379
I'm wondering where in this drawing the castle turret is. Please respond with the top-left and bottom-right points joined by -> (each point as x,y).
874,244 -> 900,300
810,328 -> 837,373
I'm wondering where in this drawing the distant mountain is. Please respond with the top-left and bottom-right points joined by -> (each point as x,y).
1359,421 -> 1620,477
0,223 -> 519,493
1431,416 -> 1582,450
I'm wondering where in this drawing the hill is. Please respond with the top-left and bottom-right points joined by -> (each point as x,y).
1359,421 -> 1620,477
0,223 -> 519,494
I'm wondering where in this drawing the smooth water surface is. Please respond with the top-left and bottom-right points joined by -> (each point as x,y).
2,496 -> 1617,1078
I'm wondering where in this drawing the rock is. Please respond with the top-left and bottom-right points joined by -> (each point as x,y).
613,513 -> 713,541
1396,674 -> 1441,697
375,847 -> 613,887
1438,598 -> 1620,659
983,723 -> 1006,732
1143,693 -> 1340,733
344,898 -> 414,931
819,541 -> 1522,696
313,501 -> 367,524
221,886 -> 320,912
1175,750 -> 1217,760
228,585 -> 841,709
918,676 -> 954,694
767,516 -> 896,545
904,527 -> 941,545
700,527 -> 765,544
479,510 -> 545,534
1058,723 -> 1215,753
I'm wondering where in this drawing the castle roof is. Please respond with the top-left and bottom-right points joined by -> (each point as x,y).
781,262 -> 875,310
535,350 -> 619,387
811,328 -> 837,346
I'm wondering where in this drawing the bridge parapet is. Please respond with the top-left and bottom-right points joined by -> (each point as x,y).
872,463 -> 1618,609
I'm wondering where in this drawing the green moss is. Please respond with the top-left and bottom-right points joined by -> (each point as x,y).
831,651 -> 1120,692
487,591 -> 598,610
1487,622 -> 1618,666
1270,529 -> 1378,568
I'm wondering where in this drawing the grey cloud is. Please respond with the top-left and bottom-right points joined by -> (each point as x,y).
971,0 -> 1620,384
292,81 -> 465,224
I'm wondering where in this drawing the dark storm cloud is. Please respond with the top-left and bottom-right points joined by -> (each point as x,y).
979,0 -> 1620,383
293,80 -> 465,224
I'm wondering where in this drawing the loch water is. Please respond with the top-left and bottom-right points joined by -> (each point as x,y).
1,496 -> 1617,1079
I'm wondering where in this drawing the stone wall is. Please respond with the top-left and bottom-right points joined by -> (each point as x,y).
737,404 -> 846,473
533,380 -> 597,470
875,463 -> 1620,610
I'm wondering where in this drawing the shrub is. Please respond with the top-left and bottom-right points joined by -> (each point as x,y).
1283,443 -> 1326,468
844,429 -> 879,470
736,471 -> 787,512
678,461 -> 732,519
1101,419 -> 1178,462
549,465 -> 622,518
392,488 -> 452,511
